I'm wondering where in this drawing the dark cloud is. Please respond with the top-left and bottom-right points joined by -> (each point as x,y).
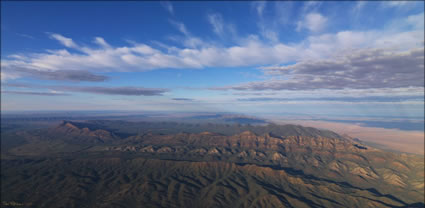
2,90 -> 70,96
237,96 -> 424,103
233,92 -> 277,96
30,70 -> 109,82
2,83 -> 35,88
64,86 -> 167,96
2,65 -> 108,82
3,83 -> 168,96
172,98 -> 194,101
215,47 -> 424,91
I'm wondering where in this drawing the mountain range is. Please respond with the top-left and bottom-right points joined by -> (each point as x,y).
1,120 -> 424,208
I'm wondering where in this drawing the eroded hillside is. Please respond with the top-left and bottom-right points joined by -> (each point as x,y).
1,121 -> 424,208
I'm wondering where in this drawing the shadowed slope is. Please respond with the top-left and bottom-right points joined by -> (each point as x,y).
1,120 -> 424,207
2,157 -> 421,208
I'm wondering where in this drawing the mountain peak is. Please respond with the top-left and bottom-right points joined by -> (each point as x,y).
64,122 -> 79,130
239,131 -> 257,137
56,121 -> 81,132
52,120 -> 119,144
199,131 -> 217,136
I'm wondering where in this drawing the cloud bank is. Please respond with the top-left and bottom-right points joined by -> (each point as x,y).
238,96 -> 424,103
218,47 -> 424,91
172,98 -> 194,101
2,12 -> 422,82
2,90 -> 70,96
1,6 -> 423,108
3,83 -> 168,96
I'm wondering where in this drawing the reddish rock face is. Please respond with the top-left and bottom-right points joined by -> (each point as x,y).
49,121 -> 120,144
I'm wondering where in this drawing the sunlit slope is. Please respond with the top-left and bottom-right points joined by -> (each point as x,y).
2,157 -> 423,208
1,121 -> 424,207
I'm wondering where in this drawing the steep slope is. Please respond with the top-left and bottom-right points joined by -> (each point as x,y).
2,157 -> 422,208
49,121 -> 121,144
2,121 -> 121,157
100,130 -> 424,205
1,120 -> 424,207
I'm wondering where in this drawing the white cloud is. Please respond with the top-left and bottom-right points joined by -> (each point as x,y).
2,12 -> 423,87
381,1 -> 419,11
161,1 -> 174,15
253,1 -> 266,17
354,1 -> 366,11
94,37 -> 111,48
274,1 -> 294,25
297,12 -> 328,32
384,1 -> 411,7
1,71 -> 20,81
49,33 -> 78,48
262,29 -> 279,43
3,24 -> 423,74
207,13 -> 224,37
2,27 -> 422,82
352,1 -> 366,18
16,33 -> 35,39
406,12 -> 425,30
301,1 -> 322,13
206,12 -> 239,42
169,20 -> 190,36
182,37 -> 206,49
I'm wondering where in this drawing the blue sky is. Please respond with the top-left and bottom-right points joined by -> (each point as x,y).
1,1 -> 424,118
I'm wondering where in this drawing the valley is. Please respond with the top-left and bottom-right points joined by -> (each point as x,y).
1,120 -> 424,207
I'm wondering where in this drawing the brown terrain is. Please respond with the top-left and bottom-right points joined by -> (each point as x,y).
1,120 -> 424,208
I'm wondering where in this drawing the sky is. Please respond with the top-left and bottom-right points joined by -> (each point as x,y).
1,1 -> 424,118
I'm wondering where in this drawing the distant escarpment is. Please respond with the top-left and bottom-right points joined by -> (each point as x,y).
49,121 -> 121,144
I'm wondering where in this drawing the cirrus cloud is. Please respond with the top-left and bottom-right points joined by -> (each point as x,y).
1,12 -> 423,87
296,12 -> 328,32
